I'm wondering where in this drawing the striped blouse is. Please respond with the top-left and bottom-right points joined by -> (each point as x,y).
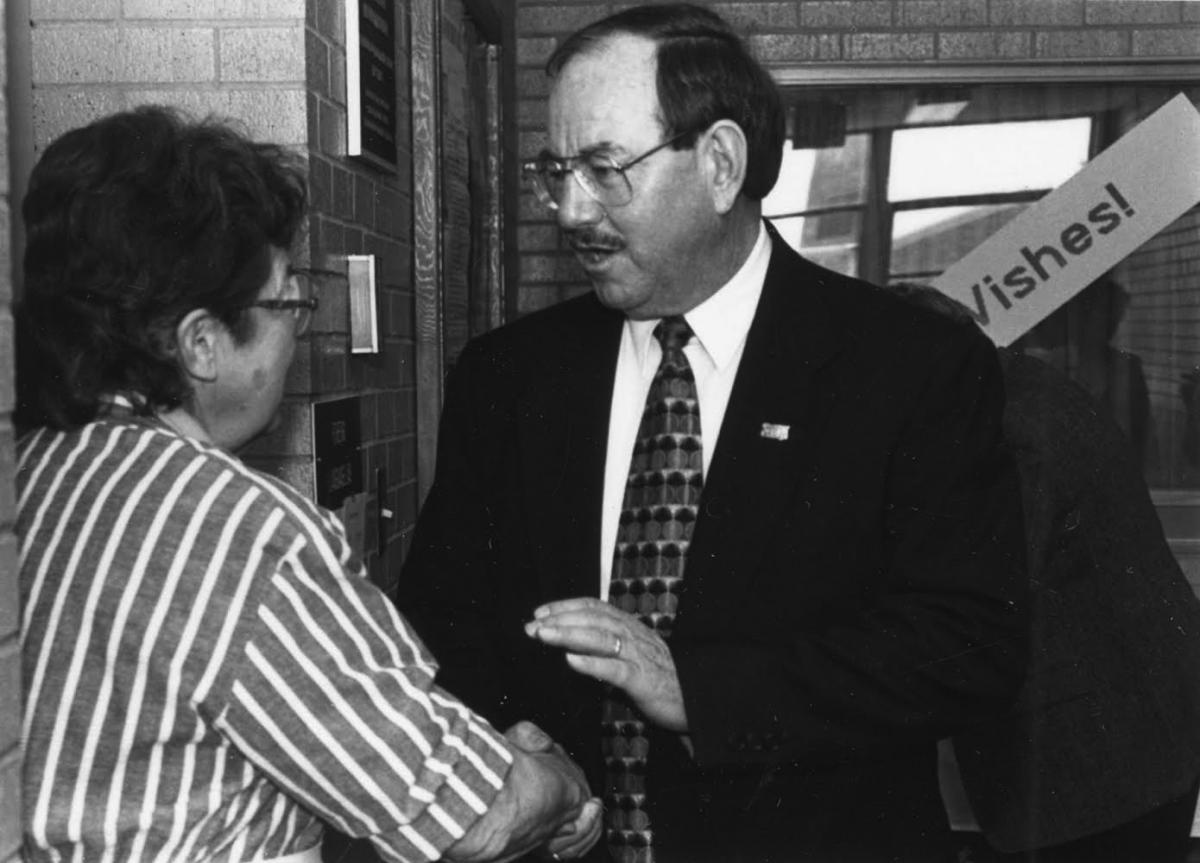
17,412 -> 514,863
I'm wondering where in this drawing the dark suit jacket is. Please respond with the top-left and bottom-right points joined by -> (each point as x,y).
398,234 -> 1028,862
952,350 -> 1200,852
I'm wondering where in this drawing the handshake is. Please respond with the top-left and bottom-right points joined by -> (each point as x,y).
445,721 -> 603,862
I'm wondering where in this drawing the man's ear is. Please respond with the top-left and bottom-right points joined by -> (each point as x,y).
702,119 -> 749,215
174,308 -> 221,383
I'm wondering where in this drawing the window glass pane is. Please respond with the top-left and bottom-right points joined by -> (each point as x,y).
762,149 -> 817,216
888,118 -> 1091,202
769,213 -> 860,277
1077,207 -> 1200,490
890,203 -> 1028,281
763,133 -> 869,217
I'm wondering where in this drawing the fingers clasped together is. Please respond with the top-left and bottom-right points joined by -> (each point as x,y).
504,721 -> 603,861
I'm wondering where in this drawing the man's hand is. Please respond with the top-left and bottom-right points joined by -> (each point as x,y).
503,722 -> 603,860
543,798 -> 603,861
525,597 -> 688,732
444,721 -> 597,862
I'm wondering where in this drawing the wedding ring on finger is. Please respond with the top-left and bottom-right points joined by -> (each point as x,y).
612,635 -> 622,657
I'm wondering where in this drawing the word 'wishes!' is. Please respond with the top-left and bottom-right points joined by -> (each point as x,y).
963,182 -> 1134,326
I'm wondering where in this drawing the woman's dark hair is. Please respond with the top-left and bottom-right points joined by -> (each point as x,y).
545,3 -> 784,201
887,281 -> 979,328
16,105 -> 308,430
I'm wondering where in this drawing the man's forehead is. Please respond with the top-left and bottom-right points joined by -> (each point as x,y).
547,36 -> 662,152
550,35 -> 657,105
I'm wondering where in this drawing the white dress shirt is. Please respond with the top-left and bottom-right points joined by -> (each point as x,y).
599,223 -> 772,597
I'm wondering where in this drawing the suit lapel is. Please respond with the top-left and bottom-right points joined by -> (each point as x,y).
518,300 -> 624,602
678,237 -> 844,636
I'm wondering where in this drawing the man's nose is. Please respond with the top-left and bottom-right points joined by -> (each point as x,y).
555,171 -> 603,231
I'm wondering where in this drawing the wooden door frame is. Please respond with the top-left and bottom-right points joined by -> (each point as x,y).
411,0 -> 514,504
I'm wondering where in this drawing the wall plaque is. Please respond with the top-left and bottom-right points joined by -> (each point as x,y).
346,0 -> 399,170
313,397 -> 364,509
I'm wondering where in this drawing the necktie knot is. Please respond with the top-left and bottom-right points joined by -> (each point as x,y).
654,315 -> 693,353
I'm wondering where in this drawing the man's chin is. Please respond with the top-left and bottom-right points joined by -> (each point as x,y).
592,278 -> 643,312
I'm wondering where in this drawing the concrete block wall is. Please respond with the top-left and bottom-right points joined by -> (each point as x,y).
23,0 -> 420,593
0,4 -> 21,858
28,0 -> 309,148
513,0 -> 1200,315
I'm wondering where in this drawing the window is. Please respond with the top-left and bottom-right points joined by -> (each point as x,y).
768,134 -> 870,276
764,83 -> 1200,501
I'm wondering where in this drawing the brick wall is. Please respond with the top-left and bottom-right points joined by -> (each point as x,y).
0,2 -> 20,857
283,0 -> 419,593
512,0 -> 1200,316
24,0 -> 420,592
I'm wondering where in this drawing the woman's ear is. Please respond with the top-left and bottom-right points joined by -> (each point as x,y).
174,309 -> 221,383
701,119 -> 749,215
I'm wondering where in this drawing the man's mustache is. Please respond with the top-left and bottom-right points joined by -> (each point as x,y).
567,228 -> 625,252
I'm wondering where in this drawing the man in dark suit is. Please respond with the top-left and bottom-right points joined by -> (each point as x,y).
398,5 -> 1028,861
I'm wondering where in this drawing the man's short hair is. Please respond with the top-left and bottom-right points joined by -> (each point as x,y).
546,2 -> 785,201
17,105 -> 307,430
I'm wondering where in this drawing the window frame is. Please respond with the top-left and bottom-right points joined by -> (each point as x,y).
770,61 -> 1200,283
768,59 -> 1200,533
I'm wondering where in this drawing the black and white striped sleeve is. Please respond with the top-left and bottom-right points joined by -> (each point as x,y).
215,527 -> 514,863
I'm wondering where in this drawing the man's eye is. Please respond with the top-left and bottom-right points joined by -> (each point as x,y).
587,160 -> 623,185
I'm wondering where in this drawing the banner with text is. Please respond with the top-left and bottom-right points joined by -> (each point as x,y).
932,93 -> 1200,347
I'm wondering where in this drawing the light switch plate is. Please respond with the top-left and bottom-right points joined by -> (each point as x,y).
348,254 -> 379,354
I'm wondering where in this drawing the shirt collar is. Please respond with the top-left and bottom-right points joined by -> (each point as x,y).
628,221 -> 771,371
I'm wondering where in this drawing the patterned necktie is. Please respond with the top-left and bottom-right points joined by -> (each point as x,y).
603,315 -> 703,863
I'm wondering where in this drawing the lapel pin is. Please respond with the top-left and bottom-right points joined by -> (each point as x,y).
760,422 -> 790,441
